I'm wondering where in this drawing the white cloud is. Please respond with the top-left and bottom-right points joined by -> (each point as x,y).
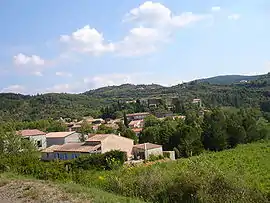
84,73 -> 132,88
13,53 -> 45,66
1,85 -> 25,93
211,6 -> 221,12
115,26 -> 163,56
45,84 -> 71,93
60,25 -> 115,55
228,14 -> 240,20
33,71 -> 43,76
83,72 -> 153,89
59,2 -> 210,57
124,1 -> 210,28
55,71 -> 72,77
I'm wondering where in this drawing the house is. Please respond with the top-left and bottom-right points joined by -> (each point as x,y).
132,128 -> 143,137
133,143 -> 163,160
17,129 -> 47,149
128,119 -> 144,129
41,134 -> 134,161
126,112 -> 150,121
45,131 -> 83,147
192,98 -> 202,107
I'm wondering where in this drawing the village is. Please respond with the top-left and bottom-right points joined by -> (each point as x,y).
17,111 -> 178,162
15,98 -> 203,163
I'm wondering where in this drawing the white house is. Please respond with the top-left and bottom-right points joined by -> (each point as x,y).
45,131 -> 83,147
133,143 -> 163,160
17,129 -> 47,149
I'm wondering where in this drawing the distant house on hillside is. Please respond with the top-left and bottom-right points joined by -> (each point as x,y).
45,131 -> 83,147
148,98 -> 163,107
126,112 -> 150,121
132,128 -> 143,137
128,119 -> 144,129
17,129 -> 47,149
41,134 -> 134,161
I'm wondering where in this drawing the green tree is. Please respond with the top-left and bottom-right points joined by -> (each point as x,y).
202,109 -> 228,151
123,112 -> 129,128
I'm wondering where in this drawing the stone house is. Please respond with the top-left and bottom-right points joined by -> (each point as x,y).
45,131 -> 83,147
17,129 -> 47,149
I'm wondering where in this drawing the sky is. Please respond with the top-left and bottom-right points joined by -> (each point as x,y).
0,0 -> 269,94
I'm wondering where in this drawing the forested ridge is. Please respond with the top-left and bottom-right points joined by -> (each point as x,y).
1,73 -> 270,121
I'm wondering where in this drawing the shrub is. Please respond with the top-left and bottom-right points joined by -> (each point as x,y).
148,154 -> 164,162
70,150 -> 126,171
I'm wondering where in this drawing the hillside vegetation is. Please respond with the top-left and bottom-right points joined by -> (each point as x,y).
0,73 -> 270,121
102,141 -> 270,202
0,141 -> 269,202
196,74 -> 261,85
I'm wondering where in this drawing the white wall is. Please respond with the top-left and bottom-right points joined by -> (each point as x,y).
46,132 -> 82,147
28,135 -> 46,149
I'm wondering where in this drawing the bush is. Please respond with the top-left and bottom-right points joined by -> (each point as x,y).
106,158 -> 268,203
70,150 -> 126,171
148,154 -> 164,162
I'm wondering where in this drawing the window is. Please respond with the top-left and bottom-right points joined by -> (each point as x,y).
46,153 -> 49,158
36,140 -> 42,148
64,153 -> 68,160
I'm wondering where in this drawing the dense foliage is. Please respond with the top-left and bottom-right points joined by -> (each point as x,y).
1,73 -> 270,121
140,108 -> 270,158
105,141 -> 269,202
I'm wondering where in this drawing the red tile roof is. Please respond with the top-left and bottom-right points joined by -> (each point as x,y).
17,129 -> 46,137
133,143 -> 162,150
132,128 -> 143,133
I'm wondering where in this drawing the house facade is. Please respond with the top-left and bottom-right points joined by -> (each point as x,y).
42,134 -> 134,161
45,131 -> 82,147
133,143 -> 163,160
17,129 -> 47,149
126,112 -> 150,121
128,119 -> 144,129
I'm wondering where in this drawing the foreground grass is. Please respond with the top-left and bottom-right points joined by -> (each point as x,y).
0,172 -> 145,203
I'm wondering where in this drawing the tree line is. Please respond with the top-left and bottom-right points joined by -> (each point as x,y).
139,108 -> 270,158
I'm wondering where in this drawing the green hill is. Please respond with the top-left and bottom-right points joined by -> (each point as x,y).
0,73 -> 270,121
195,74 -> 261,85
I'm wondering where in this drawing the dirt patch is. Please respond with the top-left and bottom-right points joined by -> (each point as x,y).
0,179 -> 91,203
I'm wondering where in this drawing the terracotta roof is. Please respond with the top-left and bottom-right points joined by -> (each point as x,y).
86,134 -> 111,142
42,143 -> 101,153
46,131 -> 76,138
17,129 -> 46,137
132,128 -> 143,133
129,119 -> 144,126
133,143 -> 162,150
41,145 -> 61,153
127,112 -> 150,117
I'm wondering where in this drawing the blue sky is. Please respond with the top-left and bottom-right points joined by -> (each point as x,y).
0,0 -> 269,94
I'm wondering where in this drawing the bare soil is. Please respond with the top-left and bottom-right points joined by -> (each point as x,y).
0,179 -> 91,203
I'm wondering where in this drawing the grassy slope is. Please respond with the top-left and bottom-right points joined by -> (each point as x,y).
0,173 -> 144,203
99,141 -> 270,198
